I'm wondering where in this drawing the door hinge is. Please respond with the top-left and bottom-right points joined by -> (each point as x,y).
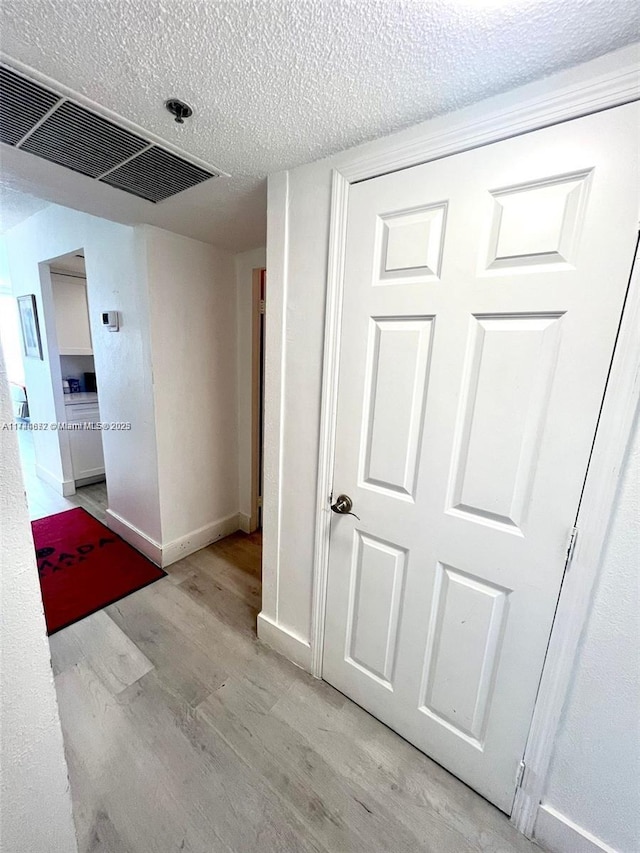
516,760 -> 526,789
259,299 -> 266,315
565,525 -> 579,569
257,496 -> 263,508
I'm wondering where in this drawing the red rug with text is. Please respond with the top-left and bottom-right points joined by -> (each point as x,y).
32,507 -> 166,635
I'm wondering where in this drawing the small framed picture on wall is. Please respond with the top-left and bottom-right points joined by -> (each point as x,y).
17,294 -> 43,360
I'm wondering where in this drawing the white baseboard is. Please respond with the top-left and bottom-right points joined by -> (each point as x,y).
238,512 -> 252,534
535,803 -> 620,853
75,473 -> 106,487
105,509 -> 162,566
161,512 -> 240,567
74,466 -> 105,483
106,509 -> 242,568
35,463 -> 75,497
257,612 -> 312,672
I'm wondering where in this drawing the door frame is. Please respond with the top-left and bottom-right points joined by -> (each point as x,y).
250,267 -> 266,532
310,65 -> 639,836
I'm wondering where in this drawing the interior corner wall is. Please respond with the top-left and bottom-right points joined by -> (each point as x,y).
0,344 -> 78,853
144,226 -> 239,558
260,164 -> 328,653
3,204 -> 162,547
235,246 -> 266,528
534,407 -> 640,853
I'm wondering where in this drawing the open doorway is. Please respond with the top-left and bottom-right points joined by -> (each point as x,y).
223,265 -> 267,590
1,248 -> 109,524
46,250 -> 108,521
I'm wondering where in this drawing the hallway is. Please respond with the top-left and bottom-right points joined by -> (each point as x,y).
17,428 -> 108,523
47,528 -> 538,853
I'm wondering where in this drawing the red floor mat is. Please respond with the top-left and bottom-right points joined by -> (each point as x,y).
32,507 -> 165,635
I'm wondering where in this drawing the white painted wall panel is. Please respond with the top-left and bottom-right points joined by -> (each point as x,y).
0,345 -> 78,853
4,204 -> 162,542
145,226 -> 238,545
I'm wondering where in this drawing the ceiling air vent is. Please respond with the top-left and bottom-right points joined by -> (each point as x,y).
100,146 -> 213,203
0,65 -> 61,146
21,101 -> 148,177
0,62 -> 221,202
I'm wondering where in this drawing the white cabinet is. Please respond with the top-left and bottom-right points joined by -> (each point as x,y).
52,275 -> 93,355
65,400 -> 105,483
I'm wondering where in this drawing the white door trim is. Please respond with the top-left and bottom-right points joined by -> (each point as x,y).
511,234 -> 640,836
310,169 -> 350,676
249,267 -> 266,534
340,61 -> 639,184
310,61 -> 639,835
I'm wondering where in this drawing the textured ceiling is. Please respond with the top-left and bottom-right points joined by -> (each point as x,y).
0,183 -> 49,234
0,0 -> 638,250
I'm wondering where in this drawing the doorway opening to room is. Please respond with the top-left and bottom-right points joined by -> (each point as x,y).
223,265 -> 266,593
47,250 -> 108,520
4,248 -> 109,524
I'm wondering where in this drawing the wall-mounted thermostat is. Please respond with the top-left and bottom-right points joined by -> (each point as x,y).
102,311 -> 119,331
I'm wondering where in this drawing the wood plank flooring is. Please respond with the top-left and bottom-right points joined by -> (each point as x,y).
18,428 -> 109,523
46,531 -> 539,853
16,432 -> 539,851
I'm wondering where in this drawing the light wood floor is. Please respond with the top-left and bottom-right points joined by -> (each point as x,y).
48,545 -> 538,853
19,434 -> 539,852
18,428 -> 109,523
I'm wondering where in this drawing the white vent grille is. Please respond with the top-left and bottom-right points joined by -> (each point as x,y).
0,63 -> 220,202
0,65 -> 61,146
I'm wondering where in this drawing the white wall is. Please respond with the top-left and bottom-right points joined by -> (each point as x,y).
534,408 -> 640,853
0,343 -> 78,853
144,226 -> 240,560
0,294 -> 24,387
4,205 -> 162,545
260,40 -> 640,829
235,246 -> 266,528
4,207 -> 249,565
0,238 -> 25,385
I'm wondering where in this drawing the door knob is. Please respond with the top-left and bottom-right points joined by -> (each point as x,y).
330,494 -> 360,520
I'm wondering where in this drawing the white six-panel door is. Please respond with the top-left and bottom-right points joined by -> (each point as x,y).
322,103 -> 639,813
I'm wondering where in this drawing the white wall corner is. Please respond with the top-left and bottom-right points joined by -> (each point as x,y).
144,226 -> 239,546
534,804 -> 621,853
160,512 -> 240,567
237,512 -> 252,534
257,612 -> 312,673
34,463 -> 76,496
105,508 -> 163,566
261,170 -> 290,621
